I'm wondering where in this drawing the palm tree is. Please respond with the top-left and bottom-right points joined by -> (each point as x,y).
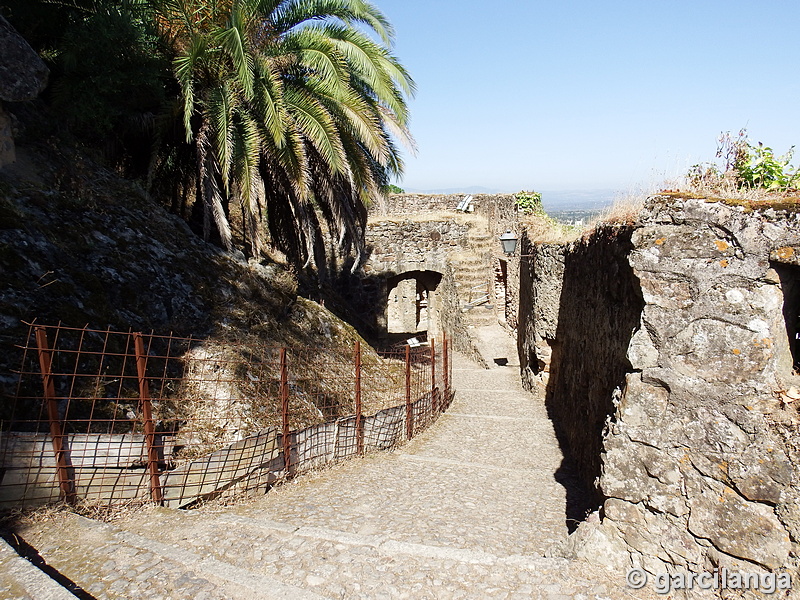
148,0 -> 415,268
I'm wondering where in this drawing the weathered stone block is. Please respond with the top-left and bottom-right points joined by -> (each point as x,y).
686,473 -> 792,569
602,434 -> 688,517
669,318 -> 774,384
604,499 -> 703,568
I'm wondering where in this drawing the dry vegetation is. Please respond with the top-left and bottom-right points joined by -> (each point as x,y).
660,130 -> 800,212
592,191 -> 648,227
521,213 -> 583,243
657,187 -> 800,213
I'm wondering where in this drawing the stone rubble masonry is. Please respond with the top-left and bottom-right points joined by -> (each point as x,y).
365,219 -> 470,275
517,225 -> 644,505
0,16 -> 49,102
346,193 -> 522,360
519,195 -> 800,576
372,193 -> 521,238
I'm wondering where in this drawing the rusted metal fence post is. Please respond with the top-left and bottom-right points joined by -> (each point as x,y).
443,333 -> 449,404
280,347 -> 291,474
133,332 -> 163,504
405,344 -> 412,440
34,326 -> 76,504
430,337 -> 437,414
355,340 -> 364,455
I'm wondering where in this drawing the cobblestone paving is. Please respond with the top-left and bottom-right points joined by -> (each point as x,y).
15,348 -> 660,599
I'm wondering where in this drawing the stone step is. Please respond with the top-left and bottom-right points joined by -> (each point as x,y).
452,250 -> 491,259
450,250 -> 491,260
459,285 -> 491,294
13,505 -> 630,600
451,263 -> 488,274
451,263 -> 490,273
454,275 -> 488,284
10,346 -> 657,599
465,243 -> 492,252
17,513 -> 324,600
0,537 -> 76,600
453,264 -> 490,274
460,293 -> 492,306
453,263 -> 489,273
455,278 -> 489,289
96,506 -> 610,600
459,281 -> 490,291
465,314 -> 499,326
455,270 -> 488,278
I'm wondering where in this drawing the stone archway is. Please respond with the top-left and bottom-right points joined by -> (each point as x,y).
386,270 -> 443,338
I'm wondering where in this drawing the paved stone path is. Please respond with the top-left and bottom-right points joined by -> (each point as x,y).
12,337 -> 658,599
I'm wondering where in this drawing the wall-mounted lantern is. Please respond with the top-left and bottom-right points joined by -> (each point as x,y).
499,230 -> 518,255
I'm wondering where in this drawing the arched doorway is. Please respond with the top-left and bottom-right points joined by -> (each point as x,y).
386,270 -> 443,339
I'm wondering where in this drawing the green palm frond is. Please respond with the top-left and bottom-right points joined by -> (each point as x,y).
233,110 -> 264,214
173,33 -> 208,141
149,0 -> 414,268
212,5 -> 255,99
206,82 -> 237,189
285,85 -> 347,177
252,55 -> 288,147
272,0 -> 394,46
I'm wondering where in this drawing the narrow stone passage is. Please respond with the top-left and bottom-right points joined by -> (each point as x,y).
14,335 -> 655,599
224,350 -> 571,558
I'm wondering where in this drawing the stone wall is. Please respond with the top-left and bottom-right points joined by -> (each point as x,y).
335,217 -> 476,349
374,193 -> 520,236
438,263 -> 485,364
503,255 -> 521,331
364,219 -> 469,275
518,226 -> 644,502
520,196 -> 800,577
346,194 -> 520,354
369,193 -> 523,333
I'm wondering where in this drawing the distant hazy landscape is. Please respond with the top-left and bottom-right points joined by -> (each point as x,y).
404,186 -> 619,224
540,190 -> 618,224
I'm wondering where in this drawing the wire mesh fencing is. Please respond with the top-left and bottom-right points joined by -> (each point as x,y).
0,323 -> 453,510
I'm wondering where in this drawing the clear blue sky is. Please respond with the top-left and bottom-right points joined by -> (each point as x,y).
376,0 -> 800,193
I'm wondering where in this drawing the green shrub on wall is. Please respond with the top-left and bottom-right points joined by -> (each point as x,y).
514,190 -> 543,215
687,129 -> 800,191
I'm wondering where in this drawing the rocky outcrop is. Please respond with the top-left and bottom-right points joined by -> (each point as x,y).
521,196 -> 800,576
0,16 -> 48,102
0,15 -> 49,168
0,142 -> 370,402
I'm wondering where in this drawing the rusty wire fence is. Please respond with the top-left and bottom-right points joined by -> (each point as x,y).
0,323 -> 453,510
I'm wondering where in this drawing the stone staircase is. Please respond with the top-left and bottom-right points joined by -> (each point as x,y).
448,224 -> 498,330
